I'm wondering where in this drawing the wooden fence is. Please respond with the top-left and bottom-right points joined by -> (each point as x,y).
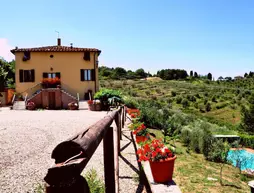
44,106 -> 126,193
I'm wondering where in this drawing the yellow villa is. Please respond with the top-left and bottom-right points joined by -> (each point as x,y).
10,38 -> 101,109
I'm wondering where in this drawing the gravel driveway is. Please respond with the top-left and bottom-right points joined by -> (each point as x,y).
0,108 -> 107,193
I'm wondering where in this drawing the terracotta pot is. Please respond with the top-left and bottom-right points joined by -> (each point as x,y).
136,135 -> 148,143
149,155 -> 177,183
89,104 -> 101,111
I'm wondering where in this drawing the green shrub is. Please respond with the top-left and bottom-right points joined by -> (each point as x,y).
216,102 -> 228,109
181,127 -> 192,146
212,95 -> 217,102
171,91 -> 177,97
182,99 -> 189,108
206,102 -> 212,112
239,134 -> 254,148
194,102 -> 199,109
85,169 -> 105,193
206,140 -> 230,163
123,97 -> 138,109
176,96 -> 182,104
204,98 -> 208,105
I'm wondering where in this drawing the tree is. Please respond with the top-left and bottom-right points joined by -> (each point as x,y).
218,76 -> 224,81
207,73 -> 212,81
244,73 -> 248,78
111,67 -> 127,79
241,93 -> 254,134
206,103 -> 212,112
135,68 -> 147,78
190,70 -> 193,77
194,72 -> 198,78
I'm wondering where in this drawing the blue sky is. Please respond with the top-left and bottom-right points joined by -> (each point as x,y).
0,0 -> 254,79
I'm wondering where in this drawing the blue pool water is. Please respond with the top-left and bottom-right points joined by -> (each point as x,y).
227,150 -> 254,171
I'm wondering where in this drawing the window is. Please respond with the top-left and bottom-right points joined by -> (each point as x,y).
23,51 -> 31,61
80,69 -> 95,81
83,51 -> 90,61
19,69 -> 35,82
43,72 -> 60,79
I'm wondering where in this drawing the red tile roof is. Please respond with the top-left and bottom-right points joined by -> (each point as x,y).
11,46 -> 101,54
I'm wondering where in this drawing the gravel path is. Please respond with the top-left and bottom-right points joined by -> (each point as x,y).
0,108 -> 147,193
83,118 -> 147,193
0,109 -> 107,193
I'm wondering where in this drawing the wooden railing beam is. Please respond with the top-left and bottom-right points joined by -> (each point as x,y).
103,127 -> 116,193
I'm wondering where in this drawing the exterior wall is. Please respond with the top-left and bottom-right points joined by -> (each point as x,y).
0,92 -> 6,106
15,51 -> 99,99
28,89 -> 78,109
61,91 -> 78,109
28,92 -> 42,108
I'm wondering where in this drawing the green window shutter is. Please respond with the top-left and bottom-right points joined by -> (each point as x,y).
56,72 -> 61,79
19,70 -> 24,82
81,69 -> 84,81
31,69 -> 35,82
91,69 -> 95,81
43,73 -> 48,78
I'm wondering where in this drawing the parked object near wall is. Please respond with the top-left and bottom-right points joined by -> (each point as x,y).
87,100 -> 102,111
68,101 -> 79,110
26,101 -> 36,110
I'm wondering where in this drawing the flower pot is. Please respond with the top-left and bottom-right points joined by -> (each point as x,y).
136,135 -> 148,143
88,104 -> 101,111
149,155 -> 177,183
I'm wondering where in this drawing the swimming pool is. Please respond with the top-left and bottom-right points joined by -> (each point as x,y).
227,149 -> 254,171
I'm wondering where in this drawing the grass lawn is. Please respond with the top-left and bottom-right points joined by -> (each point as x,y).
173,142 -> 254,193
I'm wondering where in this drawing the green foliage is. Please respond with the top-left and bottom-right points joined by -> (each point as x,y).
94,88 -> 122,109
0,58 -> 15,90
157,69 -> 188,80
171,91 -> 177,97
205,102 -> 212,112
176,96 -> 182,104
206,140 -> 230,163
241,93 -> 254,134
85,169 -> 105,193
123,96 -> 138,109
238,134 -> 254,148
181,98 -> 189,108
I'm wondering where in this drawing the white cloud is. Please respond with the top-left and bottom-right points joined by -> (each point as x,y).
0,38 -> 14,61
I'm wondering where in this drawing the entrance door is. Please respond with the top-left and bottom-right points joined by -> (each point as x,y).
48,92 -> 56,109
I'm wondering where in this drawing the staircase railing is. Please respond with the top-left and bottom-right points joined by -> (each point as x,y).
60,81 -> 79,99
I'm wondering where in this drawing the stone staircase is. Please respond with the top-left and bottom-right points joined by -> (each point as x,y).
61,89 -> 78,100
78,100 -> 89,110
12,101 -> 26,110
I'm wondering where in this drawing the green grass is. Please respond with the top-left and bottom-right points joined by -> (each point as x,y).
173,142 -> 254,193
101,79 -> 249,126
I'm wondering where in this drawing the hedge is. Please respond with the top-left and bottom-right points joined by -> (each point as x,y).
239,134 -> 254,149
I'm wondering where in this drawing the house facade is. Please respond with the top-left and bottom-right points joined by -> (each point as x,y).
10,38 -> 101,109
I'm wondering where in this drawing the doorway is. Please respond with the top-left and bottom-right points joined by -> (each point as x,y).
48,92 -> 56,109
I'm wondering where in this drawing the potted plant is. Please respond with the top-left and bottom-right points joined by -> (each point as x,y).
42,77 -> 61,88
133,123 -> 150,143
137,139 -> 176,183
68,101 -> 79,110
94,89 -> 123,110
87,100 -> 102,111
26,101 -> 36,110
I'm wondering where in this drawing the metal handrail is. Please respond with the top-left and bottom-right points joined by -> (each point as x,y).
11,94 -> 16,104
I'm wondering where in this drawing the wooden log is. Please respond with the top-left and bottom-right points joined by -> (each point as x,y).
44,109 -> 120,187
121,106 -> 125,129
113,126 -> 119,193
103,127 -> 116,193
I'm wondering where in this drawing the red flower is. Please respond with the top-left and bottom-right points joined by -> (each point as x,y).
136,139 -> 174,162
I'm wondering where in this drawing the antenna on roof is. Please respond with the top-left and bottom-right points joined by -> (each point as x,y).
55,31 -> 60,38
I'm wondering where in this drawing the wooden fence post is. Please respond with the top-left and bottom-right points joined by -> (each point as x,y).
103,127 -> 116,193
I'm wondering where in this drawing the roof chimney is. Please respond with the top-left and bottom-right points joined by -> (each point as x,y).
57,38 -> 61,46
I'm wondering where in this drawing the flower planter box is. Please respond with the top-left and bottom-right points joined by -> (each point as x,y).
149,155 -> 176,183
136,134 -> 150,143
88,103 -> 102,111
